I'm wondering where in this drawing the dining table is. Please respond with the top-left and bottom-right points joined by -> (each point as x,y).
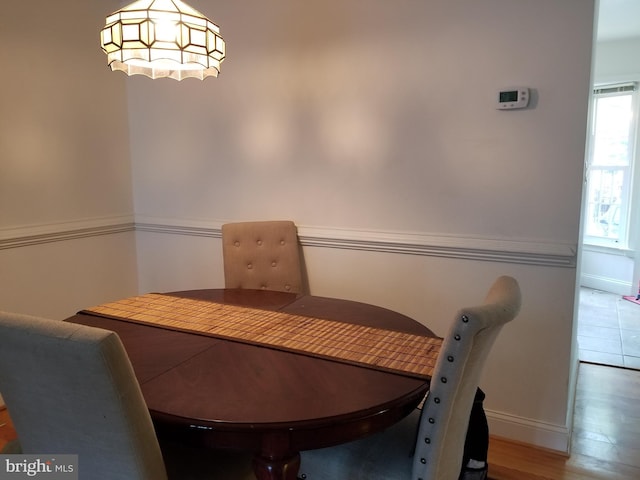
67,288 -> 441,480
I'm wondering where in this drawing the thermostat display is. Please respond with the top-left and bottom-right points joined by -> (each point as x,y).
497,88 -> 530,110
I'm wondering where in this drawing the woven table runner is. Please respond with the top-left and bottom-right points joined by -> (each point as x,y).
83,293 -> 441,380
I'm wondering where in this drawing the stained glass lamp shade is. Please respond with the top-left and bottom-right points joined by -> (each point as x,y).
100,0 -> 225,81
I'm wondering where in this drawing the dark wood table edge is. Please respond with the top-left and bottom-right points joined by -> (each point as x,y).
70,289 -> 433,480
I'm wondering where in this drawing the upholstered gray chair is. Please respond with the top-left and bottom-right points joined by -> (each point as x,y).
222,220 -> 304,294
0,311 -> 255,480
298,275 -> 522,480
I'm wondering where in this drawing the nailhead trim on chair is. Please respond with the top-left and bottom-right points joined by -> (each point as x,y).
414,314 -> 466,480
297,277 -> 521,480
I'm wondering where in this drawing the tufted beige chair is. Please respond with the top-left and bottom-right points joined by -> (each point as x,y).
222,220 -> 304,294
0,311 -> 255,480
298,275 -> 522,480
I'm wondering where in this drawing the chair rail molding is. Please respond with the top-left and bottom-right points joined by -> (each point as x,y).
1,214 -> 577,267
135,215 -> 577,268
0,215 -> 135,250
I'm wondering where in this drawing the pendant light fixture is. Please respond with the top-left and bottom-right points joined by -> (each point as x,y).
100,0 -> 225,81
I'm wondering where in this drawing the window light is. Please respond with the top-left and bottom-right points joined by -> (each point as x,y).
100,0 -> 225,81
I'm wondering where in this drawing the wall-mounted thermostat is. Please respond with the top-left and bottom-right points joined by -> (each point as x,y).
496,87 -> 530,110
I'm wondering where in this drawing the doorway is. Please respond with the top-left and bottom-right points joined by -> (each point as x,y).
577,0 -> 640,370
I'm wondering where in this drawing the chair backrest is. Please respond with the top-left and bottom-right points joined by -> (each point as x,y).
221,220 -> 304,294
412,275 -> 521,480
0,311 -> 168,480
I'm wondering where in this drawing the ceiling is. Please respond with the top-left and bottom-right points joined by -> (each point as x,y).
597,0 -> 640,41
101,0 -> 637,42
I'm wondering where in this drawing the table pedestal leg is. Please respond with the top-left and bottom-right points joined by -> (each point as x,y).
252,452 -> 300,480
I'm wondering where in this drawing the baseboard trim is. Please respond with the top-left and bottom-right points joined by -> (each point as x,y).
580,273 -> 632,296
487,409 -> 570,454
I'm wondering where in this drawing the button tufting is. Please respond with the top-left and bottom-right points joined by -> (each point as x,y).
271,261 -> 277,267
462,315 -> 469,323
234,241 -> 240,247
420,458 -> 426,464
447,355 -> 454,362
434,397 -> 440,403
257,239 -> 263,246
284,285 -> 291,291
247,263 -> 253,269
428,417 -> 435,424
424,437 -> 430,444
441,377 -> 447,383
454,334 -> 461,341
280,240 -> 285,245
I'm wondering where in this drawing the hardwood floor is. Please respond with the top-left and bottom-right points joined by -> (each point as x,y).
1,363 -> 638,479
488,362 -> 640,480
0,406 -> 16,452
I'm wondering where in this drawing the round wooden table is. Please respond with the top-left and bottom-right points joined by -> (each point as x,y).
70,289 -> 434,480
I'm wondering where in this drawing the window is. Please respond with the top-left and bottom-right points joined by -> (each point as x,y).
584,83 -> 638,247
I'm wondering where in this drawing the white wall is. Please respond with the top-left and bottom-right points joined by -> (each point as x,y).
594,37 -> 640,81
0,232 -> 138,320
0,0 -> 595,454
130,0 -> 596,453
0,1 -> 138,319
130,0 -> 590,245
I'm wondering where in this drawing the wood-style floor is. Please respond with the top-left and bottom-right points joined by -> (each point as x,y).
1,362 -> 638,479
489,362 -> 640,480
0,406 -> 16,451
